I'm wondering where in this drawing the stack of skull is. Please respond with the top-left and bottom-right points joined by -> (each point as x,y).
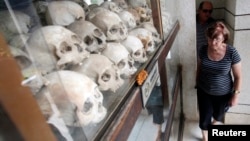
0,0 -> 173,138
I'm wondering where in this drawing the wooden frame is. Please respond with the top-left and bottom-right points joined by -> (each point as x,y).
0,34 -> 56,141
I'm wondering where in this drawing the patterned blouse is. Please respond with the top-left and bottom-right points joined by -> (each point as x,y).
197,45 -> 241,95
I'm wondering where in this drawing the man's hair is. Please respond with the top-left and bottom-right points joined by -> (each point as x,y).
198,1 -> 213,10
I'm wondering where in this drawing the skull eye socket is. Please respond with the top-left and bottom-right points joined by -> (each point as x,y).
148,41 -> 153,47
61,46 -> 72,53
84,36 -> 94,45
83,98 -> 93,114
117,60 -> 126,69
101,71 -> 111,82
134,50 -> 141,56
110,28 -> 118,34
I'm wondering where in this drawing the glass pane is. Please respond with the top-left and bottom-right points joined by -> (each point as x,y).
0,0 -> 166,140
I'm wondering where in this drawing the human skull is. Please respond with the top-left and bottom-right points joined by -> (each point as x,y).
138,22 -> 162,45
45,1 -> 85,26
67,19 -> 106,53
100,1 -> 123,13
117,10 -> 136,30
39,70 -> 107,126
129,28 -> 155,54
88,9 -> 128,42
25,25 -> 89,74
71,54 -> 124,93
135,6 -> 151,23
121,35 -> 148,63
101,42 -> 137,78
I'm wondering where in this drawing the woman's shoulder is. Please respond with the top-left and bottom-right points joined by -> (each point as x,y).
226,44 -> 241,61
226,44 -> 237,52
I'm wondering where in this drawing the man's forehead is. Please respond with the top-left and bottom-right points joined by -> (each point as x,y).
202,2 -> 213,9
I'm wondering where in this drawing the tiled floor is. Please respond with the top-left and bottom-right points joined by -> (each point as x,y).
128,109 -> 203,141
128,109 -> 167,141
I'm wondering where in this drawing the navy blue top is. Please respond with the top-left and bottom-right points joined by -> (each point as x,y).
198,45 -> 241,95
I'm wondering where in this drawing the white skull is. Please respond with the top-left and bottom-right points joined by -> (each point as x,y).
88,9 -> 128,42
0,10 -> 31,41
135,6 -> 151,23
138,22 -> 162,45
67,19 -> 107,53
71,54 -> 124,93
129,28 -> 155,54
100,1 -> 123,13
101,42 -> 137,78
112,0 -> 129,9
26,25 -> 89,74
45,1 -> 85,26
117,10 -> 136,30
39,70 -> 107,126
121,35 -> 148,63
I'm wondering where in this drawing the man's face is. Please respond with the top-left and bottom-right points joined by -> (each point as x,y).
198,2 -> 213,23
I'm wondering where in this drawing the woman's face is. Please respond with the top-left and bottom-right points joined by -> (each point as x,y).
208,34 -> 224,48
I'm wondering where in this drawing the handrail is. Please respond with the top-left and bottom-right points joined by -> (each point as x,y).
163,65 -> 184,141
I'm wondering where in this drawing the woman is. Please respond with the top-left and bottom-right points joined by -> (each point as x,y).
196,21 -> 242,141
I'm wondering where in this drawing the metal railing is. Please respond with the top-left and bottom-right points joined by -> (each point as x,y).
163,65 -> 185,141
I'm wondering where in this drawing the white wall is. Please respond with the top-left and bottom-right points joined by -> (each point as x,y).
224,0 -> 250,123
176,0 -> 197,120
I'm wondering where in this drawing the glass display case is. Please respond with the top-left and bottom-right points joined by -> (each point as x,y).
0,0 -> 178,140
